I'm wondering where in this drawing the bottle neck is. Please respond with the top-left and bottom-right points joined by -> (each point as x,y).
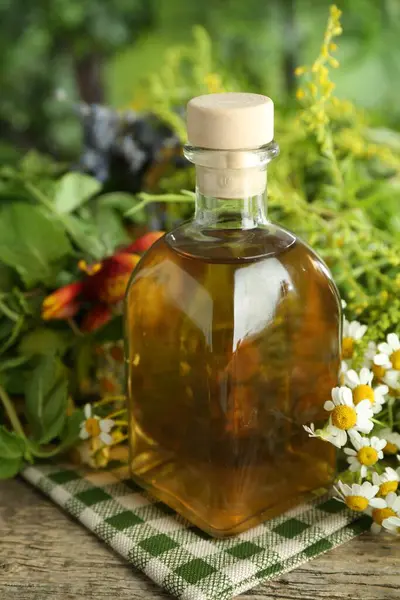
184,141 -> 279,231
194,187 -> 269,230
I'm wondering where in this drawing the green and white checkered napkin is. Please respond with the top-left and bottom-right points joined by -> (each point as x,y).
22,463 -> 370,600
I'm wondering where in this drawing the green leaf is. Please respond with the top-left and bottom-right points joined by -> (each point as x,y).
94,207 -> 130,255
97,192 -> 137,212
61,409 -> 83,448
0,263 -> 15,292
0,425 -> 25,460
0,456 -> 23,479
63,214 -> 106,260
0,202 -> 72,287
19,328 -> 72,357
25,356 -> 68,444
54,172 -> 101,214
0,319 -> 14,342
0,315 -> 24,355
20,151 -> 65,178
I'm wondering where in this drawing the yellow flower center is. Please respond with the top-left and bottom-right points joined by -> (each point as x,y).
379,481 -> 399,497
100,274 -> 130,304
390,349 -> 400,370
372,364 -> 386,380
353,384 -> 374,406
331,405 -> 357,430
85,417 -> 101,437
78,260 -> 102,276
383,441 -> 398,455
372,507 -> 396,526
357,446 -> 378,466
342,337 -> 354,359
345,496 -> 369,512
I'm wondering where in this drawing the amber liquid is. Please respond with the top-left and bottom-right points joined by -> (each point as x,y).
125,223 -> 339,536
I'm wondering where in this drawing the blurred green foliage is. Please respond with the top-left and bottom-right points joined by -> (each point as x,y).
1,0 -> 400,157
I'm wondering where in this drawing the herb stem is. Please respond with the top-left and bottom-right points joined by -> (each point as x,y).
0,384 -> 27,440
105,409 -> 127,420
94,395 -> 126,407
0,299 -> 20,322
388,398 -> 394,430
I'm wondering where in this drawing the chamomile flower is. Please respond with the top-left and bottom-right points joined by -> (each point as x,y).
368,492 -> 400,534
374,333 -> 400,370
334,480 -> 384,512
382,515 -> 400,536
376,428 -> 400,455
344,367 -> 388,414
344,431 -> 386,477
342,319 -> 367,359
323,386 -> 373,447
383,369 -> 400,392
79,403 -> 115,446
372,468 -> 400,497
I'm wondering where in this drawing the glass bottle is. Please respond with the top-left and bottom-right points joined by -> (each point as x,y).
125,93 -> 340,537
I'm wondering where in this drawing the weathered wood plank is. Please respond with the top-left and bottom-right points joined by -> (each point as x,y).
0,479 -> 399,599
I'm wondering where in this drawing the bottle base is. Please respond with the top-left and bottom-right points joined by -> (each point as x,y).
130,441 -> 335,538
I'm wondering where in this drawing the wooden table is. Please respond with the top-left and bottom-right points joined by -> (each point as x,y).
1,479 -> 399,599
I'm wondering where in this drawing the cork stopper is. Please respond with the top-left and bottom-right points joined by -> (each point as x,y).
186,93 -> 275,198
187,93 -> 274,150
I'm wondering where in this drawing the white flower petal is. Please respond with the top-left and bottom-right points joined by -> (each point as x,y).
84,404 -> 92,419
344,448 -> 357,456
331,387 -> 342,404
375,384 -> 389,396
345,370 -> 359,388
372,472 -> 380,486
383,371 -> 400,389
384,516 -> 400,527
378,342 -> 392,355
392,496 -> 400,514
359,368 -> 373,385
324,400 -> 335,411
99,432 -> 113,445
349,430 -> 362,449
369,498 -> 386,508
348,461 -> 360,472
337,480 -> 351,496
387,333 -> 400,351
355,399 -> 373,416
385,467 -> 399,481
79,425 -> 89,440
341,386 -> 354,406
357,419 -> 374,434
374,353 -> 391,366
100,419 -> 115,433
361,482 -> 378,499
336,428 -> 348,448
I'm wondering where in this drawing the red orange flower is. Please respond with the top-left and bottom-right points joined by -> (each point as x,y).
42,232 -> 164,331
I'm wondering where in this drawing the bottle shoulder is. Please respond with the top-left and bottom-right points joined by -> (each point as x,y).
164,221 -> 297,263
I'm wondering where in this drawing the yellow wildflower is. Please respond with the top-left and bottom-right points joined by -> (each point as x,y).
294,66 -> 306,76
309,83 -> 318,98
